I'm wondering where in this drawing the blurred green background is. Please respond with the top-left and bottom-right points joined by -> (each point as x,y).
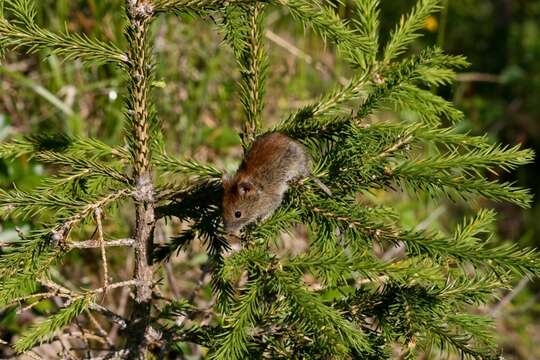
1,0 -> 539,358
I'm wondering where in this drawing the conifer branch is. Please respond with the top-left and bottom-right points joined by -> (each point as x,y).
306,74 -> 370,119
377,133 -> 414,159
210,278 -> 262,360
0,134 -> 129,161
251,207 -> 301,240
0,277 -> 38,308
415,65 -> 458,86
0,2 -> 127,67
383,83 -> 464,124
154,153 -> 222,182
356,47 -> 450,121
0,187 -> 86,219
240,3 -> 267,145
14,294 -> 95,353
351,0 -> 380,68
424,315 -> 496,359
411,126 -> 491,149
219,2 -> 268,146
277,0 -> 371,60
272,270 -> 371,354
395,144 -> 534,175
153,0 -> 261,14
35,151 -> 131,185
389,163 -> 533,207
383,0 -> 442,62
0,237 -> 59,290
280,47 -> 455,134
284,250 -> 441,288
0,188 -> 129,309
401,211 -> 540,276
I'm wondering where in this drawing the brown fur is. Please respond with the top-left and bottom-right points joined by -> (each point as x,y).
222,132 -> 309,235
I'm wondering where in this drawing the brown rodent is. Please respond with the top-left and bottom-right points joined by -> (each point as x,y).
222,132 -> 330,235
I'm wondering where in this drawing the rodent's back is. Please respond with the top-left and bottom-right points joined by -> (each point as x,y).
237,133 -> 308,190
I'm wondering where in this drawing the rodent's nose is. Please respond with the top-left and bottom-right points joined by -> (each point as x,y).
226,228 -> 241,237
223,222 -> 240,237
226,233 -> 242,242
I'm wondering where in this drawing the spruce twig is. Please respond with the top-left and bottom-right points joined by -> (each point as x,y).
240,2 -> 267,146
0,0 -> 128,67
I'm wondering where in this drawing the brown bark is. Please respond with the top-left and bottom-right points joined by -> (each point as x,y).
124,1 -> 156,358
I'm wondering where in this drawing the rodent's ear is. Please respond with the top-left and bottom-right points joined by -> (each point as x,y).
222,174 -> 232,189
238,181 -> 255,197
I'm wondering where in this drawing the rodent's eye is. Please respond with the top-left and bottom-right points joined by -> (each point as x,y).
234,211 -> 242,219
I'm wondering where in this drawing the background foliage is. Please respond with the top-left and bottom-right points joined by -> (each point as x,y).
0,0 -> 539,359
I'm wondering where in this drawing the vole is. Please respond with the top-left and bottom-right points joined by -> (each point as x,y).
222,132 -> 330,235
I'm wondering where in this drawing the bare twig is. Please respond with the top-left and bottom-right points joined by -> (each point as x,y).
87,349 -> 130,360
38,279 -> 74,295
58,331 -> 80,359
21,332 -> 110,360
93,280 -> 140,295
490,276 -> 530,317
69,238 -> 135,249
90,304 -> 129,330
155,221 -> 180,299
0,238 -> 135,249
108,260 -> 133,343
17,299 -> 48,315
39,278 -> 140,298
23,351 -> 42,360
188,264 -> 210,304
62,331 -> 109,345
87,311 -> 114,347
163,262 -> 180,299
265,29 -> 348,86
95,208 -> 110,294
170,264 -> 212,333
8,291 -> 70,308
455,72 -> 500,83
74,319 -> 94,358
34,278 -> 139,351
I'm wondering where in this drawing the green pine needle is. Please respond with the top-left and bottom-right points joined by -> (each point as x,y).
210,278 -> 262,360
14,294 -> 94,353
0,18 -> 126,66
383,0 -> 442,62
